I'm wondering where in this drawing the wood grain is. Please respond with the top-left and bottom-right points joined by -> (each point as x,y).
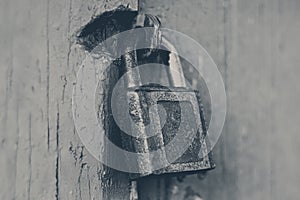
1,0 -> 300,199
0,0 -> 137,199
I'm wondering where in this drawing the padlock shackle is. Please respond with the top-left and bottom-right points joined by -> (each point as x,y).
121,27 -> 186,88
122,49 -> 142,88
161,36 -> 187,88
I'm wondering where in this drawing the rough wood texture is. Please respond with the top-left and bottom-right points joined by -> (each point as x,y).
0,0 -> 137,199
1,0 -> 300,200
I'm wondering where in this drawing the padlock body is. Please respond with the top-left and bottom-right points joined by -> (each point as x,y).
117,85 -> 214,179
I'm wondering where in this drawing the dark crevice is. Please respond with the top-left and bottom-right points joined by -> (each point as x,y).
66,0 -> 73,70
13,98 -> 20,200
55,105 -> 60,200
28,114 -> 32,200
46,0 -> 50,151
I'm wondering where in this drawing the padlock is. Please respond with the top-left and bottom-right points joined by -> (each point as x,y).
112,25 -> 215,179
77,9 -> 215,179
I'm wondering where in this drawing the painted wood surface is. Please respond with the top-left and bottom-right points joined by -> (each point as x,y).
1,0 -> 300,200
0,0 -> 137,199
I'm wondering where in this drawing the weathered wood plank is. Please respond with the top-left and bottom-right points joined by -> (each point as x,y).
48,1 -> 138,199
138,0 -> 300,200
1,0 -> 300,199
0,0 -> 137,199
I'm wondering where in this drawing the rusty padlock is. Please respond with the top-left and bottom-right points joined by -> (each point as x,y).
77,9 -> 215,179
112,27 -> 215,179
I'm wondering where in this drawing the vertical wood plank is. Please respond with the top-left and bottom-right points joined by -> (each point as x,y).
0,0 -> 137,199
138,0 -> 300,200
1,0 -> 300,199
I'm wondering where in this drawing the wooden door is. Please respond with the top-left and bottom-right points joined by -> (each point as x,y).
1,0 -> 300,199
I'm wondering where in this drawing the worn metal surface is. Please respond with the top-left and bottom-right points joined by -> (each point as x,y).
95,13 -> 215,179
117,86 -> 214,179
